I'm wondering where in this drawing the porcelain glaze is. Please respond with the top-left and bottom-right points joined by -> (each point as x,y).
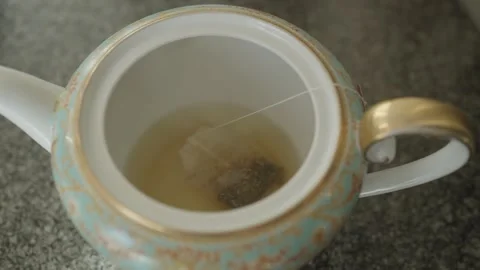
50,7 -> 366,269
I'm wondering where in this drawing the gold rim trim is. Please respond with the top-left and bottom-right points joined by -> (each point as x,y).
359,97 -> 476,157
68,5 -> 353,240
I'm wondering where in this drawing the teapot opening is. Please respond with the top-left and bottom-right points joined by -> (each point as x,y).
76,9 -> 341,233
109,35 -> 313,212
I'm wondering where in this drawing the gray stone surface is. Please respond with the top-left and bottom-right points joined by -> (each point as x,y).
0,0 -> 479,269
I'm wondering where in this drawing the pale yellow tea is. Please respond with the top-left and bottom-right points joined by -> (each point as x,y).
124,103 -> 300,212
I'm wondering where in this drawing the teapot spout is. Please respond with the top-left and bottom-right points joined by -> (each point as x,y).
0,66 -> 64,152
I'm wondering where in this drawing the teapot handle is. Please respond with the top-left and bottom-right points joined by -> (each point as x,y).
358,97 -> 476,197
0,66 -> 64,152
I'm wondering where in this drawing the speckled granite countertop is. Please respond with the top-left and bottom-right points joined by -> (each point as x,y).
0,0 -> 479,269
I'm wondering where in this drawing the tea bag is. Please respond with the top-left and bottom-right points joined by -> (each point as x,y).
176,84 -> 367,209
179,126 -> 284,208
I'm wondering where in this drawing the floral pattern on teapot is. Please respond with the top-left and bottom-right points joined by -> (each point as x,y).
50,6 -> 367,270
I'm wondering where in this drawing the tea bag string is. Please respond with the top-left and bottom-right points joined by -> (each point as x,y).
186,134 -> 231,166
210,84 -> 367,131
185,87 -> 327,163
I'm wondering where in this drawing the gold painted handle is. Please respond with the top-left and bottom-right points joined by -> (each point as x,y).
359,97 -> 475,157
358,97 -> 476,197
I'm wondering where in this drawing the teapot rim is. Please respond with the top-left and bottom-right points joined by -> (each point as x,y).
61,5 -> 351,239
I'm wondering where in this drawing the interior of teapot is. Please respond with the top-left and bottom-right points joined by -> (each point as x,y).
106,36 -> 315,212
76,12 -> 341,233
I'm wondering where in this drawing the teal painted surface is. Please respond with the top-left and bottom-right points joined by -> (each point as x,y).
50,6 -> 367,269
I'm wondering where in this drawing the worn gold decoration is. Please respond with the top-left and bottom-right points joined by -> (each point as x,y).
359,97 -> 475,157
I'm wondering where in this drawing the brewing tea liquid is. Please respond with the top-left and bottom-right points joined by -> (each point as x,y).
124,103 -> 300,212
